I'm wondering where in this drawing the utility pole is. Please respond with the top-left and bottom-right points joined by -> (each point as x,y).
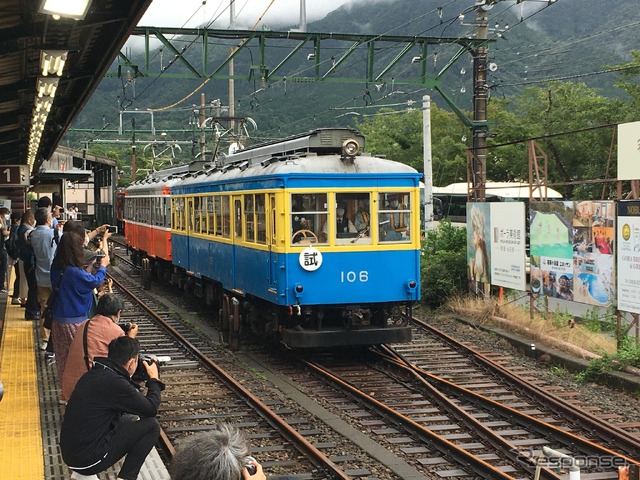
229,0 -> 235,134
423,95 -> 434,232
200,93 -> 206,159
470,0 -> 493,202
299,0 -> 307,32
131,117 -> 137,181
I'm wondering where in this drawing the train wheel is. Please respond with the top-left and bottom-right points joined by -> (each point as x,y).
140,257 -> 151,289
219,295 -> 230,345
229,298 -> 241,351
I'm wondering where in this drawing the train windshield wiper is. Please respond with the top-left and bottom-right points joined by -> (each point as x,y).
351,226 -> 370,243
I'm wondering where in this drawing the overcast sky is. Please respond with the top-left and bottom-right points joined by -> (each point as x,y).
138,0 -> 358,29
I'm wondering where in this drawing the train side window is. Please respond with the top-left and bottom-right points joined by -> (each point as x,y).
214,196 -> 222,236
256,194 -> 266,244
291,193 -> 327,245
234,198 -> 242,239
221,196 -> 230,238
194,197 -> 202,234
180,197 -> 186,232
173,197 -> 185,231
269,194 -> 276,245
207,196 -> 215,235
378,192 -> 411,243
154,197 -> 161,226
163,197 -> 169,228
244,194 -> 255,242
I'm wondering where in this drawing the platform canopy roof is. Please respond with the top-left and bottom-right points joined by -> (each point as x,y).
0,0 -> 152,175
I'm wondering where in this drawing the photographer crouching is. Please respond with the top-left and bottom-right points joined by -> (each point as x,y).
60,336 -> 164,480
62,294 -> 137,403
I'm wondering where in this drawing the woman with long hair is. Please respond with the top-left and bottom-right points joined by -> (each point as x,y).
50,230 -> 111,401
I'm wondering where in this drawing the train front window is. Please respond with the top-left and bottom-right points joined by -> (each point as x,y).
291,193 -> 327,245
327,193 -> 371,245
378,192 -> 411,243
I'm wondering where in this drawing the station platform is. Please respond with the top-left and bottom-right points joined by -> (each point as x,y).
0,291 -> 170,480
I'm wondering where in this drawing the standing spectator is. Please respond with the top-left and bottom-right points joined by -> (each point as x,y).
60,336 -> 163,480
61,294 -> 138,402
6,212 -> 23,304
29,207 -> 58,350
63,220 -> 108,247
170,423 -> 266,480
67,205 -> 78,220
0,207 -> 9,292
50,230 -> 111,385
17,210 -> 39,320
37,195 -> 60,229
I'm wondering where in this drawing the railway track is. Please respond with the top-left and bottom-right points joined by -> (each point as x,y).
280,323 -> 640,479
108,246 -> 361,479
108,240 -> 640,479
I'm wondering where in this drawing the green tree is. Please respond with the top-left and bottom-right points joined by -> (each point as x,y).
355,104 -> 468,186
421,221 -> 468,308
492,82 -> 627,198
611,50 -> 640,115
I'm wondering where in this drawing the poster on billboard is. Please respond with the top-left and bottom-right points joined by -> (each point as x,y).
617,201 -> 640,314
530,202 -> 575,300
530,201 -> 615,306
489,203 -> 526,291
573,201 -> 615,307
467,202 -> 491,288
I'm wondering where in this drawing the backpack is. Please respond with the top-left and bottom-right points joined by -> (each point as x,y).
18,228 -> 36,266
5,224 -> 19,259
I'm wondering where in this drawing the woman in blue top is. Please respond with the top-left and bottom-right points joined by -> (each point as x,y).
50,230 -> 111,389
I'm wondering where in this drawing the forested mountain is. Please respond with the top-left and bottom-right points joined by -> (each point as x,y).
68,0 -> 638,175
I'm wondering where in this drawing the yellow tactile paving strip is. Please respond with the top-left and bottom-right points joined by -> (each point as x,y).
0,297 -> 43,479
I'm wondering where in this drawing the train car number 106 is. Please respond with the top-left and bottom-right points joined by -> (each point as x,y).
340,271 -> 369,283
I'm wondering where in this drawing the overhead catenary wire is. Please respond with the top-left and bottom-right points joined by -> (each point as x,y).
84,0 -> 632,156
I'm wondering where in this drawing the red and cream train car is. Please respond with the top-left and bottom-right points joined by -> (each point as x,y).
123,179 -> 175,263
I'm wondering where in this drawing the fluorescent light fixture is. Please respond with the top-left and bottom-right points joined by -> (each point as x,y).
38,0 -> 92,20
37,77 -> 59,98
40,50 -> 68,77
35,99 -> 53,113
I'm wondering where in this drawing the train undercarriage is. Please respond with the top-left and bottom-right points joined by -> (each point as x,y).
131,250 -> 413,349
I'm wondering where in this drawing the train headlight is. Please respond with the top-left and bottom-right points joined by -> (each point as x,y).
406,280 -> 417,293
294,284 -> 304,299
342,138 -> 360,158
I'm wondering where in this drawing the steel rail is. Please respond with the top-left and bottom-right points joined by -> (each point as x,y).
300,357 -> 518,480
373,345 -> 564,480
109,274 -> 351,479
411,317 -> 640,459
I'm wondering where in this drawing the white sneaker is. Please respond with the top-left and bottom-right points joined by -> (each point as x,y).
70,471 -> 98,479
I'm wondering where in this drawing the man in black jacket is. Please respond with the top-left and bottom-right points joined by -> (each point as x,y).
60,336 -> 164,480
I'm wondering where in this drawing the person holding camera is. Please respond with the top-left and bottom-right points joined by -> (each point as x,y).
49,229 -> 111,389
60,336 -> 163,480
170,423 -> 266,480
62,220 -> 110,247
61,294 -> 137,403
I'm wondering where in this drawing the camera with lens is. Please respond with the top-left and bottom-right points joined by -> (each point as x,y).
119,323 -> 132,334
131,355 -> 171,382
244,456 -> 257,476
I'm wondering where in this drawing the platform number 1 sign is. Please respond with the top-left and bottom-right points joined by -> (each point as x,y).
2,165 -> 30,186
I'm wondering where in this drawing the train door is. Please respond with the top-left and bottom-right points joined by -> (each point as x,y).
268,193 -> 277,290
231,195 -> 243,289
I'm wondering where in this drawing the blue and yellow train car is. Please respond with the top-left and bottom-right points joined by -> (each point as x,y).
170,128 -> 421,348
